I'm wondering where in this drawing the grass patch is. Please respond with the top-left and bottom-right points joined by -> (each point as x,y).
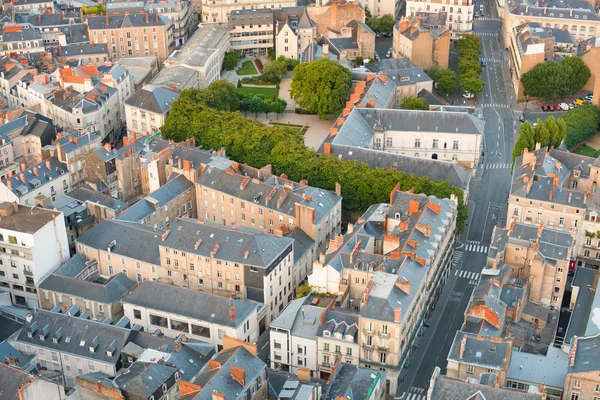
572,144 -> 600,157
236,60 -> 258,75
237,86 -> 279,99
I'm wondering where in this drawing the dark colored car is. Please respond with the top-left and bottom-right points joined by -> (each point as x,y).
547,105 -> 554,112
542,106 -> 549,112
554,105 -> 562,111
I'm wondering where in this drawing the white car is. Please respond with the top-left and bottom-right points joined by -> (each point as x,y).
462,92 -> 475,99
559,103 -> 569,111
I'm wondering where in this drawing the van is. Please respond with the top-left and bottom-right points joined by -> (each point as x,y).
559,103 -> 569,111
574,98 -> 584,106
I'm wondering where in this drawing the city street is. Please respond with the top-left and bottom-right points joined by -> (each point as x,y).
395,3 -> 516,398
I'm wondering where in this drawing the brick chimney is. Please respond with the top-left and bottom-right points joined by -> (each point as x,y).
244,249 -> 249,259
394,306 -> 401,323
208,360 -> 221,370
395,278 -> 410,294
229,305 -> 236,321
19,172 -> 25,182
459,335 -> 467,358
183,160 -> 191,171
415,224 -> 431,237
7,180 -> 12,189
230,365 -> 245,386
123,136 -> 128,147
570,336 -> 578,366
212,391 -> 225,400
408,199 -> 419,216
104,143 -> 111,152
33,167 -> 38,176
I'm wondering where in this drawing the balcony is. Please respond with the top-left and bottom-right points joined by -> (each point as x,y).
363,328 -> 374,335
378,330 -> 389,338
23,270 -> 32,276
378,345 -> 389,352
25,279 -> 35,287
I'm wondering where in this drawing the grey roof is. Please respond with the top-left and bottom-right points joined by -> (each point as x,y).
0,341 -> 34,370
0,203 -> 63,233
58,43 -> 109,57
325,364 -> 386,400
430,374 -> 543,400
507,347 -> 568,388
57,23 -> 90,45
115,361 -> 177,398
0,24 -> 43,42
122,281 -> 258,328
86,13 -> 170,30
199,168 -> 341,224
53,254 -> 91,277
21,113 -> 57,144
0,315 -> 23,343
317,308 -> 359,343
270,298 -> 323,339
55,132 -> 102,154
332,107 -> 484,147
151,65 -> 199,91
507,0 -> 600,21
17,309 -> 131,365
67,185 -> 126,211
0,116 -> 27,137
125,84 -> 179,114
165,24 -> 229,68
117,174 -> 194,223
364,58 -> 419,72
39,271 -> 137,304
3,156 -> 67,197
0,363 -> 46,400
17,13 -> 81,27
567,334 -> 600,373
447,331 -> 509,370
328,144 -> 471,190
285,228 -> 315,261
193,346 -> 266,400
566,268 -> 600,343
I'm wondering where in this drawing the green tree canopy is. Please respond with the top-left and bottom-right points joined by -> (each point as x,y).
426,67 -> 457,94
290,58 -> 352,119
261,59 -> 287,83
521,56 -> 591,101
187,80 -> 240,112
560,104 -> 600,148
460,73 -> 485,95
512,121 -> 535,167
223,52 -> 240,71
400,97 -> 429,110
455,34 -> 485,95
365,14 -> 395,34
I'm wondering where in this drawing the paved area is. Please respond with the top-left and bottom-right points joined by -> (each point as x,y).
248,112 -> 333,150
278,78 -> 295,111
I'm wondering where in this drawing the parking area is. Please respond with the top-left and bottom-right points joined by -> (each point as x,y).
532,92 -> 594,113
374,37 -> 392,61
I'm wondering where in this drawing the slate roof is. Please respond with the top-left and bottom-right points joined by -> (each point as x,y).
565,267 -> 600,343
328,144 -> 471,190
270,297 -> 323,339
193,346 -> 266,400
67,185 -> 126,211
2,156 -> 67,197
567,333 -> 600,373
58,43 -> 109,57
86,13 -> 170,30
165,23 -> 229,68
115,361 -> 177,398
507,347 -> 568,388
317,308 -> 359,343
0,203 -> 63,233
39,271 -> 136,304
430,374 -> 543,400
121,281 -> 258,328
0,24 -> 43,42
116,174 -> 194,223
507,0 -> 599,21
0,116 -> 27,137
0,315 -> 23,343
17,309 -> 131,365
125,84 -> 179,114
0,341 -> 34,370
325,364 -> 386,400
55,132 -> 102,154
447,331 -> 510,370
0,363 -> 49,400
284,228 -> 315,262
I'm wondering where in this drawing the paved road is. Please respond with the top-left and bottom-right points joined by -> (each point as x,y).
395,3 -> 515,398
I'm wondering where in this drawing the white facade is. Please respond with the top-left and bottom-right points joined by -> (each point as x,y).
100,68 -> 134,126
308,260 -> 342,294
125,104 -> 167,137
358,0 -> 397,18
122,301 -> 259,348
264,252 -> 295,323
0,206 -> 69,307
405,0 -> 474,36
200,0 -> 295,23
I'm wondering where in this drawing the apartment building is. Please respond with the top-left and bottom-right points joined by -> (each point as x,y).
0,202 -> 69,307
0,56 -> 34,108
269,297 -> 321,375
393,16 -> 451,70
99,64 -> 134,125
116,173 -> 196,229
0,157 -> 70,206
7,112 -> 57,168
308,187 -> 457,394
405,0 -> 473,38
75,217 -> 294,325
66,184 -> 125,223
38,255 -> 136,320
16,308 -> 132,388
11,0 -> 54,13
563,334 -> 600,400
328,107 -> 483,169
0,362 -> 65,400
0,24 -> 45,54
316,308 -> 360,378
122,280 -> 259,348
196,166 -> 342,250
86,13 -> 173,63
125,84 -> 179,136
16,12 -> 81,46
139,136 -> 177,194
229,9 -> 275,57
198,0 -> 295,24
325,363 -> 387,400
579,37 -> 600,109
157,23 -> 229,91
318,20 -> 376,62
274,7 -> 315,60
56,43 -> 110,66
506,347 -> 568,399
45,132 -> 103,189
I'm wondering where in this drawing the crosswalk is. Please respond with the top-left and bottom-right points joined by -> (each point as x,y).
452,250 -> 463,267
480,57 -> 503,63
465,240 -> 488,253
455,269 -> 481,281
480,104 -> 511,109
404,387 -> 426,400
475,17 -> 502,21
485,163 -> 510,169
474,32 -> 498,37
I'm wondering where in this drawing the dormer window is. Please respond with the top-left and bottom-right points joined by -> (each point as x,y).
324,331 -> 331,337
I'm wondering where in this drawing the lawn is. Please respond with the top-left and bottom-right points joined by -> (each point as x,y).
572,144 -> 600,157
236,60 -> 258,76
237,86 -> 279,100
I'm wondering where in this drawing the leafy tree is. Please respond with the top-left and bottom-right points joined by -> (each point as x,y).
401,97 -> 429,110
521,56 -> 591,101
560,104 -> 600,148
262,59 -> 287,83
290,58 -> 352,119
271,98 -> 287,119
533,118 -> 550,146
277,55 -> 299,71
365,14 -> 395,34
545,116 -> 561,148
365,6 -> 372,19
268,49 -> 276,61
557,118 -> 567,147
355,56 -> 364,67
460,73 -> 485,95
82,4 -> 106,14
192,80 -> 240,111
512,121 -> 535,166
426,67 -> 457,94
223,52 -> 240,71
249,95 -> 265,117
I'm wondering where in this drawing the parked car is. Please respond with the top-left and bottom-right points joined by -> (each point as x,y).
462,91 -> 475,99
554,105 -> 562,111
542,105 -> 549,112
518,113 -> 525,121
475,12 -> 479,17
546,105 -> 554,112
568,103 -> 575,109
559,103 -> 569,111
480,59 -> 486,67
386,48 -> 393,58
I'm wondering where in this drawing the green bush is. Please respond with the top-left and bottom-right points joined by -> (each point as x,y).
561,104 -> 600,148
223,51 -> 240,71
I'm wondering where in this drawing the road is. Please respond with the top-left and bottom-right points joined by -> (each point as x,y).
395,2 -> 516,399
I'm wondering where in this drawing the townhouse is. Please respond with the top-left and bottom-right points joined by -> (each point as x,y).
0,362 -> 65,400
66,184 -> 126,222
45,132 -> 103,189
198,0 -> 295,24
99,64 -> 135,125
324,363 -> 387,400
308,186 -> 457,394
274,8 -> 315,60
122,280 -> 260,348
0,24 -> 45,54
86,13 -> 174,63
405,0 -> 474,38
564,334 -> 600,400
0,202 -> 69,307
38,255 -> 136,320
51,195 -> 99,250
56,43 -> 110,67
393,16 -> 451,70
124,84 -> 179,136
316,308 -> 360,378
15,12 -> 81,46
196,165 -> 342,251
16,308 -> 132,388
7,112 -> 57,169
144,0 -> 195,47
75,216 -> 295,325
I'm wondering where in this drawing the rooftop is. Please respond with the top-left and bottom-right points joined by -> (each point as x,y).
507,347 -> 568,388
270,297 -> 323,339
165,24 -> 229,69
125,84 -> 179,114
0,202 -> 63,233
430,373 -> 543,400
2,157 -> 68,198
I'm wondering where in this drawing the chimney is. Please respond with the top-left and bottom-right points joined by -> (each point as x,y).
395,278 -> 410,294
7,180 -> 12,189
74,137 -> 78,145
183,160 -> 191,171
20,162 -> 26,172
212,392 -> 226,400
155,12 -> 159,22
408,199 -> 419,216
45,160 -> 51,170
459,335 -> 467,358
230,365 -> 245,386
33,167 -> 38,176
244,249 -> 249,259
104,143 -> 111,152
146,12 -> 149,23
229,305 -> 236,321
19,173 -> 25,182
570,336 -> 578,366
106,14 -> 109,24
394,306 -> 401,323
123,136 -> 128,147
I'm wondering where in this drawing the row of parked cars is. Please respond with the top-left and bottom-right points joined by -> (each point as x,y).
542,93 -> 594,112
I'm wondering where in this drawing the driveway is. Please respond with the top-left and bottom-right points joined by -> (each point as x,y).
278,78 -> 295,111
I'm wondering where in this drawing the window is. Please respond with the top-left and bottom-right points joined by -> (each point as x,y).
346,348 -> 352,356
150,314 -> 168,327
324,343 -> 329,351
335,345 -> 340,353
133,309 -> 141,319
453,140 -> 459,150
379,353 -> 386,363
574,380 -> 581,388
170,319 -> 188,332
414,138 -> 420,148
467,365 -> 475,374
432,139 -> 438,149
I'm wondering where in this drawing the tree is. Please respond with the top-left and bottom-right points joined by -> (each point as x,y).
194,80 -> 240,111
249,95 -> 265,117
533,118 -> 550,146
291,58 -> 352,119
557,118 -> 567,147
426,67 -> 457,94
560,104 -> 600,148
355,56 -> 364,67
261,59 -> 287,84
521,56 -> 591,101
365,14 -> 395,34
81,4 -> 106,14
512,121 -> 535,167
401,97 -> 429,110
223,52 -> 240,71
278,55 -> 299,71
268,49 -> 276,61
460,73 -> 485,95
545,116 -> 561,148
271,98 -> 287,119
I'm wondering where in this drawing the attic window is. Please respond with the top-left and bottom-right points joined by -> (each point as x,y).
490,345 -> 496,352
79,340 -> 86,347
65,336 -> 71,343
324,331 -> 331,337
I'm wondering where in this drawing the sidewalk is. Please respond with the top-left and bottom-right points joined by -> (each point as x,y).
249,112 -> 333,150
